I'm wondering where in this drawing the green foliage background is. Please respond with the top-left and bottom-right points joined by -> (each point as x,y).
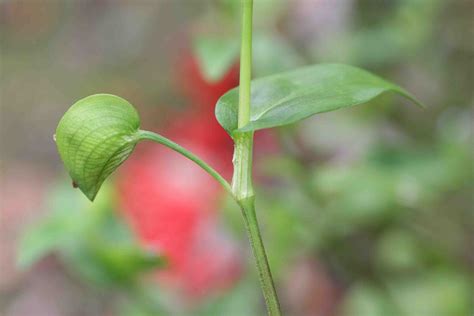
1,0 -> 472,315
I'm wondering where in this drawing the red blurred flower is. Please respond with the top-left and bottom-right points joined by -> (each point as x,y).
116,53 -> 240,298
117,51 -> 280,299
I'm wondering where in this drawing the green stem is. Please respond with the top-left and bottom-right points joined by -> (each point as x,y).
232,0 -> 254,200
233,1 -> 282,315
137,130 -> 232,196
239,197 -> 282,316
238,0 -> 253,129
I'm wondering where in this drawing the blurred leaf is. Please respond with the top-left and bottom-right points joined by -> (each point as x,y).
17,182 -> 90,268
258,193 -> 312,272
320,0 -> 442,66
19,180 -> 166,287
314,165 -> 400,232
18,218 -> 71,269
119,286 -> 169,316
375,229 -> 421,272
387,271 -> 473,316
60,203 -> 166,286
340,283 -> 397,316
216,64 -> 423,135
86,215 -> 166,282
253,33 -> 303,76
55,94 -> 141,201
194,36 -> 239,82
312,141 -> 472,236
63,238 -> 165,286
197,278 -> 261,316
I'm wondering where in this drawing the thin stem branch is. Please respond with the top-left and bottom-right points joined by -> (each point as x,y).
137,130 -> 233,196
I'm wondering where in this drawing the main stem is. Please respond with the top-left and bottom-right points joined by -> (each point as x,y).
233,1 -> 282,315
238,197 -> 282,316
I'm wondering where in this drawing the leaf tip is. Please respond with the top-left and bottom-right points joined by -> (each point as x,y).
83,187 -> 99,202
391,86 -> 426,109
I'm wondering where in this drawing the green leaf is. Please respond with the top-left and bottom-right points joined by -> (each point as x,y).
253,33 -> 303,76
194,36 -> 239,82
17,219 -> 72,269
340,283 -> 397,316
17,181 -> 90,269
387,272 -> 472,316
55,94 -> 140,201
215,63 -> 423,135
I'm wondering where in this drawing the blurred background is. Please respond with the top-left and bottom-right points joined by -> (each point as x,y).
1,0 -> 473,315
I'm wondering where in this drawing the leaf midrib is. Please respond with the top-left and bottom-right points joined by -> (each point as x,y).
250,85 -> 383,122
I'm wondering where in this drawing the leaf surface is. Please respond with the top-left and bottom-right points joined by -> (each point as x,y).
215,63 -> 423,135
55,94 -> 140,201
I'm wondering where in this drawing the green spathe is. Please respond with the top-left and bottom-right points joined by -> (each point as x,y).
56,94 -> 232,202
215,63 -> 424,136
55,94 -> 140,201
